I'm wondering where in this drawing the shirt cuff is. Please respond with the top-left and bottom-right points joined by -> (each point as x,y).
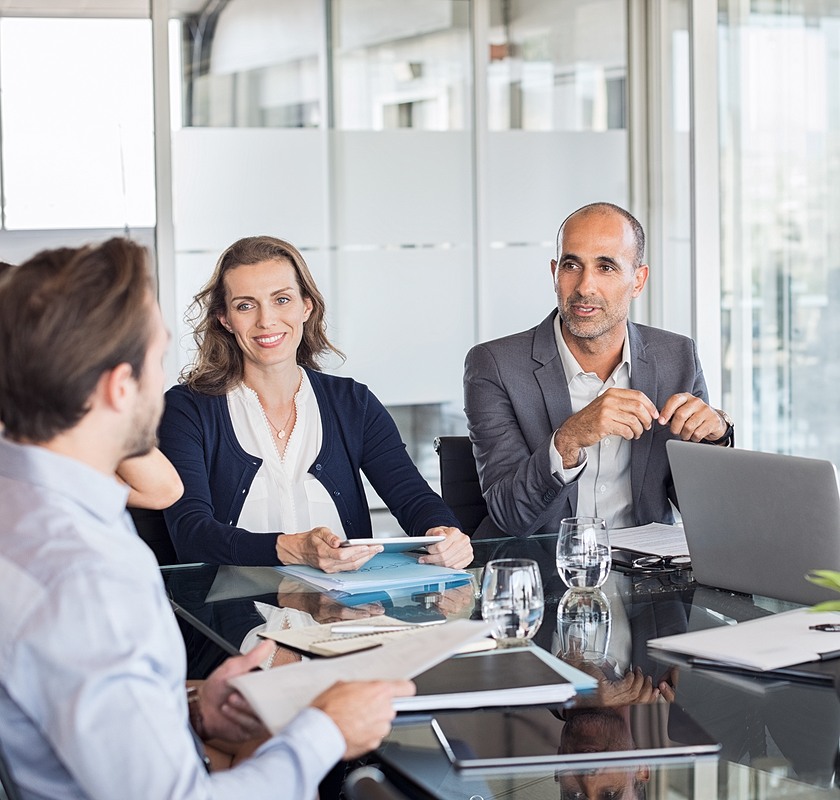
549,437 -> 587,483
256,706 -> 345,769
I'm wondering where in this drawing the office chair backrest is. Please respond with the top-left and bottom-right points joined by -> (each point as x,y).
344,767 -> 411,800
0,738 -> 22,800
434,435 -> 490,535
128,507 -> 179,565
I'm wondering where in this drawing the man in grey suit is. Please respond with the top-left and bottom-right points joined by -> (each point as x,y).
464,202 -> 733,537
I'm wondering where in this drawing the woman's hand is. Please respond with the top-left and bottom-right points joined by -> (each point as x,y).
275,527 -> 383,573
418,527 -> 474,569
118,447 -> 184,510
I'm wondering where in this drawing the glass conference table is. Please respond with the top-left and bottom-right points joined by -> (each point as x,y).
162,535 -> 840,800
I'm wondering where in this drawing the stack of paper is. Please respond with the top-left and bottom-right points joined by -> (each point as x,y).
648,608 -> 840,671
231,619 -> 493,733
276,552 -> 472,595
609,523 -> 689,557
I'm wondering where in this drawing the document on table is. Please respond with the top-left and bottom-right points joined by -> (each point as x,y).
609,523 -> 689,557
231,619 -> 492,733
648,608 -> 840,671
276,552 -> 472,595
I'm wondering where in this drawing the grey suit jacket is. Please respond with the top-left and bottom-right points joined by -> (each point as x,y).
463,310 -> 710,537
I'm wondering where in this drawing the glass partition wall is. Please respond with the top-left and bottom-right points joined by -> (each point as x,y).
170,0 -> 631,504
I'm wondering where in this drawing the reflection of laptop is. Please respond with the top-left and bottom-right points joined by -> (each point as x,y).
431,704 -> 719,772
667,440 -> 840,605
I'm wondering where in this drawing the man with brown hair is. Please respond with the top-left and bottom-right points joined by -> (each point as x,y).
0,239 -> 412,799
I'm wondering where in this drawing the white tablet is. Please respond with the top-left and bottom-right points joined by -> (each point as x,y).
339,535 -> 445,552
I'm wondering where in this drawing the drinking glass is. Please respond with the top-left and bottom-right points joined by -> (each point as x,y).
480,558 -> 544,646
556,516 -> 611,590
556,588 -> 612,664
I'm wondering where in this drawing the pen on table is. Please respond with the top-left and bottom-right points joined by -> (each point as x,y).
809,624 -> 840,632
330,620 -> 446,635
331,624 -> 417,635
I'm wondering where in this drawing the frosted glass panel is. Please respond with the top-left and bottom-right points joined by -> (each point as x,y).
172,129 -> 328,252
482,245 -> 555,342
332,131 -> 472,245
485,131 -> 628,244
330,249 -> 474,406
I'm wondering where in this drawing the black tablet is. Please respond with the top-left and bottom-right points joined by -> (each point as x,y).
431,703 -> 720,772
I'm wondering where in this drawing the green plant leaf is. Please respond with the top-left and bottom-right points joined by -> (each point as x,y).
806,570 -> 840,591
808,600 -> 840,613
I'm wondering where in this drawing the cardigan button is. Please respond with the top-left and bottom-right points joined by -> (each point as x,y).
315,464 -> 322,471
333,490 -> 340,497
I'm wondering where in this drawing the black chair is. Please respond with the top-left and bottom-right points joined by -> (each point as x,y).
434,435 -> 498,536
0,739 -> 22,800
128,507 -> 179,565
344,767 -> 412,800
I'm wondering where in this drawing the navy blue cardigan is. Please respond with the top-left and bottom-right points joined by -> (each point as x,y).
158,369 -> 459,565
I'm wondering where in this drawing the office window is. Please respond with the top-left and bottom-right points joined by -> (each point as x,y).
719,3 -> 840,463
179,0 -> 323,128
332,0 -> 471,130
487,0 -> 626,132
0,17 -> 155,230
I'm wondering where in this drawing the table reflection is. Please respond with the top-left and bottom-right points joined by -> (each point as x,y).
162,534 -> 840,795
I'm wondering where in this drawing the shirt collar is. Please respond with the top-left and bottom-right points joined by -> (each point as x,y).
553,315 -> 632,385
0,436 -> 130,524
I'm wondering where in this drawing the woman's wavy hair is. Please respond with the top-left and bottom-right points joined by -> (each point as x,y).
182,236 -> 343,395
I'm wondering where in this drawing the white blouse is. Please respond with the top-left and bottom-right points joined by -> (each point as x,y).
227,369 -> 347,539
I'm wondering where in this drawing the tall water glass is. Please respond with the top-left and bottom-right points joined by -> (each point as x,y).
556,516 -> 611,590
480,558 -> 544,646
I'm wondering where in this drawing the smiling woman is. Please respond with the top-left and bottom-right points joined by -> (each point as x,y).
158,236 -> 473,572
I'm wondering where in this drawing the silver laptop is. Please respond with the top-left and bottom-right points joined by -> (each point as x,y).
667,440 -> 840,605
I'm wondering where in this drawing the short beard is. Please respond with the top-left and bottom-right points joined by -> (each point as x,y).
558,295 -> 620,340
123,399 -> 160,460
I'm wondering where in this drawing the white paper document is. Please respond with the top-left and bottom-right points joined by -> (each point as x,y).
231,619 -> 492,733
609,523 -> 689,557
648,608 -> 840,671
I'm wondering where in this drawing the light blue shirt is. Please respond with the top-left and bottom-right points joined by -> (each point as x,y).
0,437 -> 344,800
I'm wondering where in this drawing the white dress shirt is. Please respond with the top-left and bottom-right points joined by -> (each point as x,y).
549,315 -> 636,528
0,436 -> 344,800
228,368 -> 346,539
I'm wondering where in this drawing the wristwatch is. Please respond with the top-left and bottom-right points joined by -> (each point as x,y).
707,409 -> 734,447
